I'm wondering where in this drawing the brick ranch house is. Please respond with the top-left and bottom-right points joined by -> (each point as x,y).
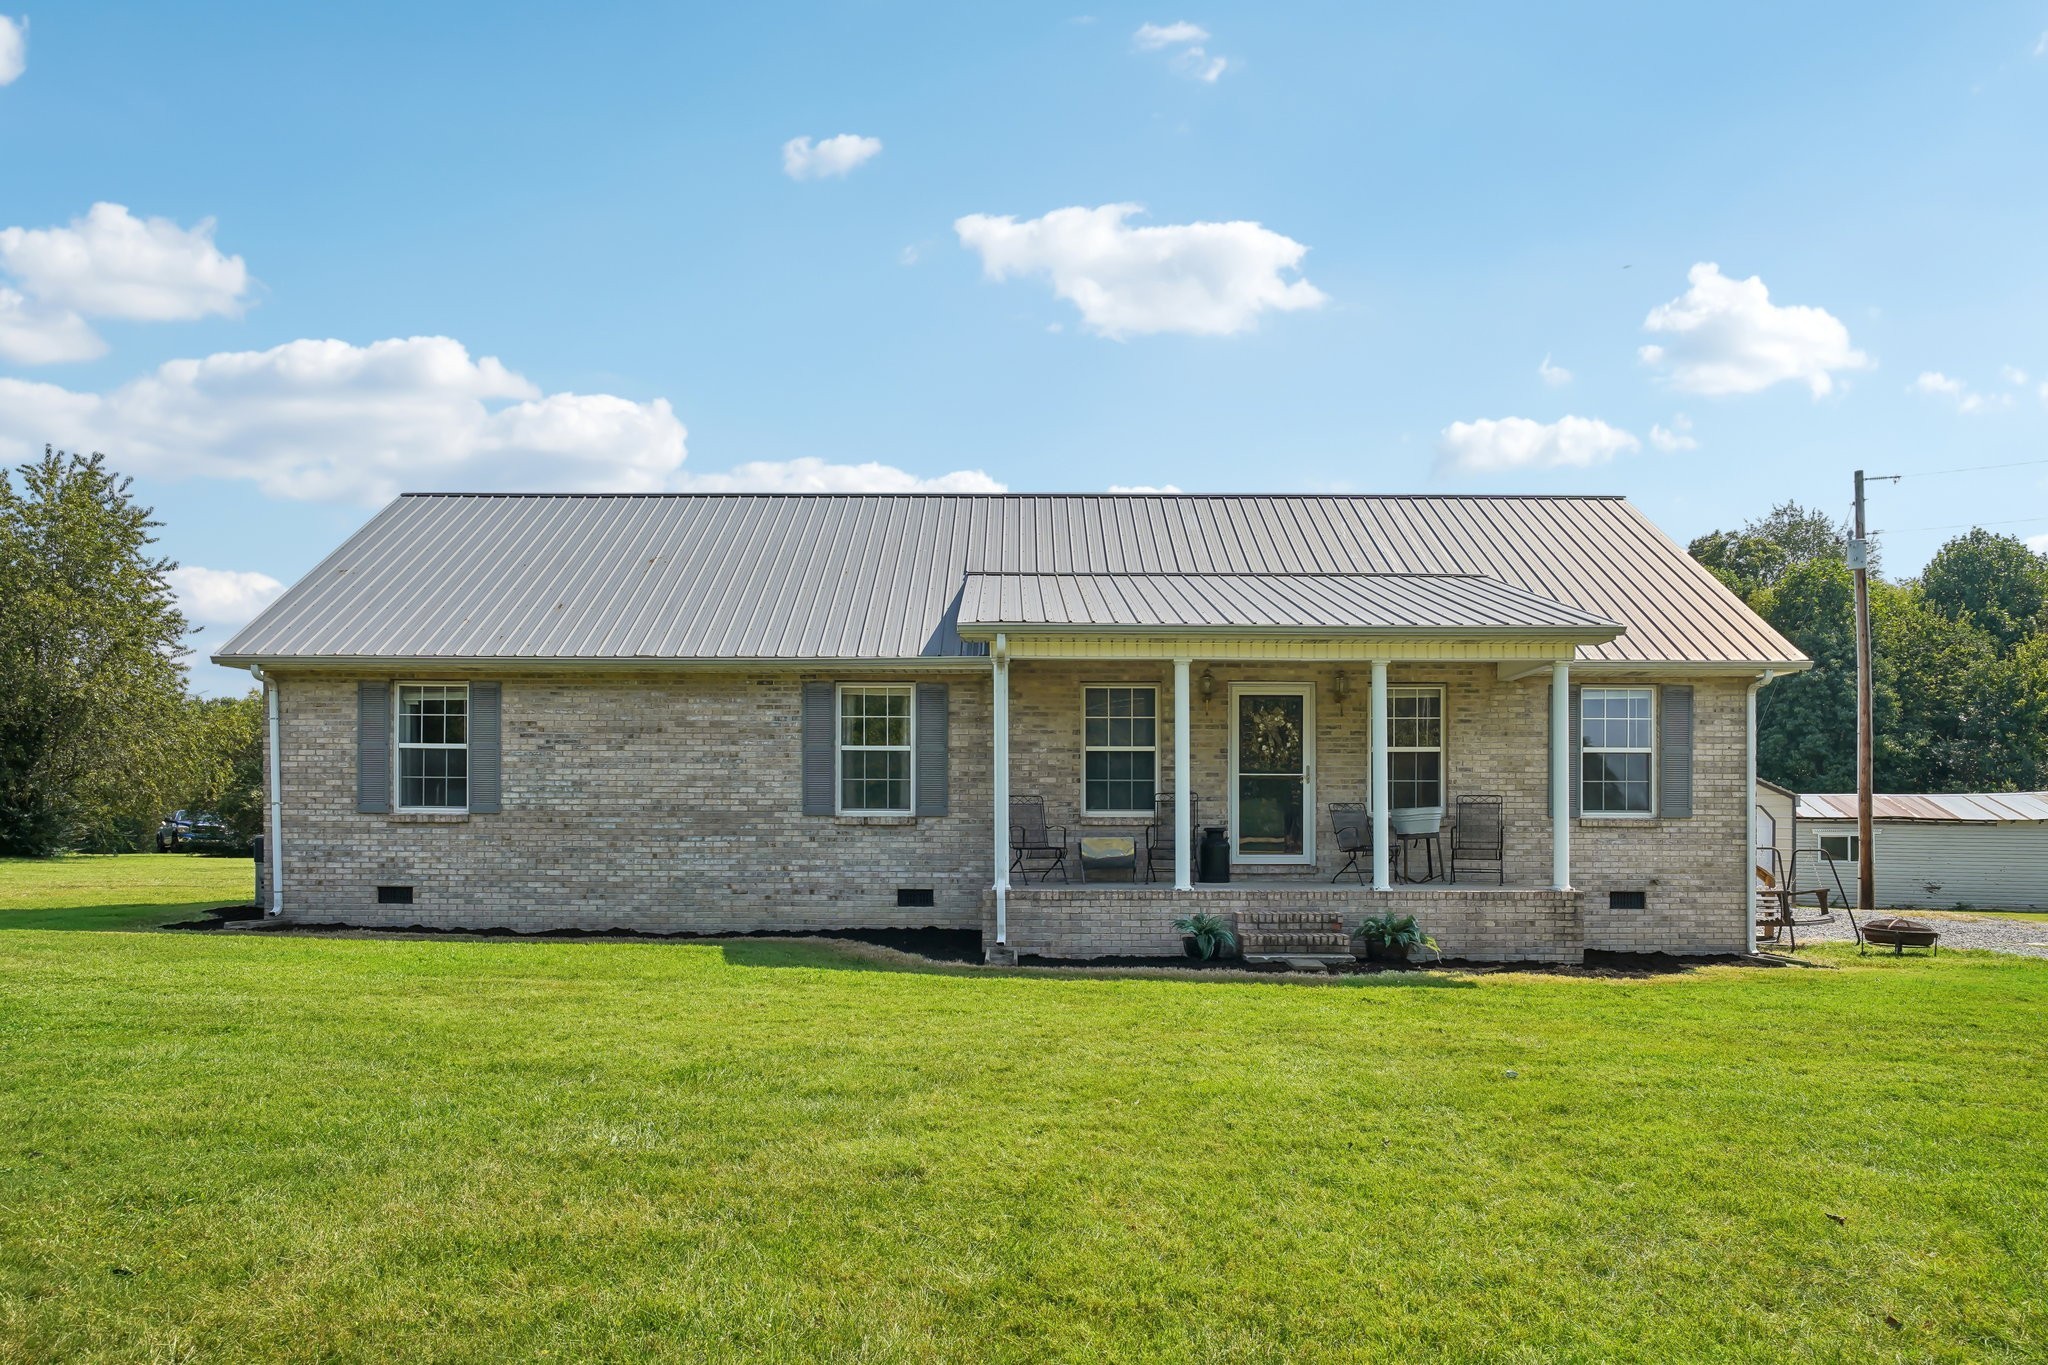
215,493 -> 1809,963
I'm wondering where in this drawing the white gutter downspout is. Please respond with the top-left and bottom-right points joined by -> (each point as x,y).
251,665 -> 284,917
991,634 -> 1010,948
1746,670 -> 1776,954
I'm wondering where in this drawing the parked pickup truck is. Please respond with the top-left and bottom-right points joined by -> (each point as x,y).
156,810 -> 238,853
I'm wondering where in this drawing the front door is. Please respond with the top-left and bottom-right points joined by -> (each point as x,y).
1230,684 -> 1315,864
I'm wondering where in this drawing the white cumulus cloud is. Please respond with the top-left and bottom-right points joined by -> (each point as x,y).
0,334 -> 998,505
169,566 -> 285,627
0,203 -> 253,364
1910,370 -> 2008,414
954,203 -> 1324,338
0,336 -> 687,506
2028,533 -> 2048,555
0,15 -> 24,85
1133,20 -> 1228,80
0,286 -> 106,363
1639,262 -> 1870,398
0,202 -> 251,321
673,457 -> 1003,493
1134,20 -> 1208,49
1436,416 -> 1641,476
1648,415 -> 1698,452
1537,354 -> 1572,387
1106,483 -> 1183,493
781,134 -> 883,180
2002,365 -> 2029,387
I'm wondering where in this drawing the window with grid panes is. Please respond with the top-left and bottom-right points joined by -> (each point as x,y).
1083,685 -> 1157,815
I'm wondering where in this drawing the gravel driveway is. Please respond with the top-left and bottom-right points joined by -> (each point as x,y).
1774,910 -> 2048,960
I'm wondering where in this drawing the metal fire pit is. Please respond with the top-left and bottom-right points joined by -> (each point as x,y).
1859,915 -> 1940,956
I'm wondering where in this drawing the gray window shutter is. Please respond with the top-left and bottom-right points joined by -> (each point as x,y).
357,681 -> 391,814
801,681 -> 835,815
469,682 -> 502,814
914,683 -> 949,816
1659,685 -> 1694,818
1569,684 -> 1582,819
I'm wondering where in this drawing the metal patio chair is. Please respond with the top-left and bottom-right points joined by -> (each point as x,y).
1450,795 -> 1505,885
1143,793 -> 1200,883
1329,802 -> 1373,884
1009,795 -> 1070,884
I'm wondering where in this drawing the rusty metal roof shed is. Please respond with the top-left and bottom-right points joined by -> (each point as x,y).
1796,792 -> 2048,824
214,493 -> 1808,667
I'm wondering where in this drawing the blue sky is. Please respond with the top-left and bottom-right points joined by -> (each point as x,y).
3,3 -> 2047,694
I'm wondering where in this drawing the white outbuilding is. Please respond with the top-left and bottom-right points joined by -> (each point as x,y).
1794,791 -> 2048,911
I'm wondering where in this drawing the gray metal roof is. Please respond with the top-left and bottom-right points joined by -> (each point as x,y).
214,493 -> 1808,666
957,572 -> 1621,635
1797,792 -> 2048,824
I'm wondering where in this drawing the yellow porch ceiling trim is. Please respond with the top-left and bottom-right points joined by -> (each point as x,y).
999,633 -> 1577,661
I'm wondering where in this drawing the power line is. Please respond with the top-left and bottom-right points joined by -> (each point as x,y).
1872,513 -> 2048,535
1890,456 -> 2048,480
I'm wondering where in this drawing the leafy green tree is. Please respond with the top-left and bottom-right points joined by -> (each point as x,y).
1687,530 -> 1789,601
1918,528 -> 2048,654
1752,558 -> 1858,791
174,693 -> 265,847
1742,501 -> 1855,571
0,448 -> 191,855
1869,582 -> 2012,791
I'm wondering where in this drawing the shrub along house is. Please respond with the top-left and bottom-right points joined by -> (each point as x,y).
216,493 -> 1808,963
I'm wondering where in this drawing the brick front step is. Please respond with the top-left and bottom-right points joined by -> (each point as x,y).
1238,931 -> 1353,954
1234,910 -> 1351,930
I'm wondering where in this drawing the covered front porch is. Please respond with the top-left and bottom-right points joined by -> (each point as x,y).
993,879 -> 1585,964
962,569 -> 1629,963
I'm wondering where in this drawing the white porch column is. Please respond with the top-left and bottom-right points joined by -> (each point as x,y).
1369,659 -> 1391,891
993,634 -> 1010,944
1551,659 -> 1572,891
1173,656 -> 1193,890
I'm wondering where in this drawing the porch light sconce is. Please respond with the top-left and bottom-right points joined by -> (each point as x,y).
1331,669 -> 1353,705
1198,667 -> 1216,702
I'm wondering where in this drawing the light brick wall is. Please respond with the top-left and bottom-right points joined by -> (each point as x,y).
267,661 -> 1749,956
271,669 -> 991,932
1002,662 -> 1750,956
991,885 -> 1585,963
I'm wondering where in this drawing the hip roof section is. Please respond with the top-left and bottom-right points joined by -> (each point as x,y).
214,493 -> 1808,666
957,571 -> 1622,636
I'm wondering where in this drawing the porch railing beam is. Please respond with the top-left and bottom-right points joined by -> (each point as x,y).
1370,659 -> 1391,890
1173,657 -> 1193,889
1551,658 -> 1572,891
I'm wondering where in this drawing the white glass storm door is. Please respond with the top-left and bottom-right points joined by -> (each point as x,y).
1229,684 -> 1316,865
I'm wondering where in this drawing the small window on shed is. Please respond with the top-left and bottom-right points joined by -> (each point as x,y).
1819,834 -> 1860,863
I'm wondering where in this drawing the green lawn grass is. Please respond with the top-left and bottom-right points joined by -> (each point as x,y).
1,863 -> 2045,1360
0,853 -> 254,931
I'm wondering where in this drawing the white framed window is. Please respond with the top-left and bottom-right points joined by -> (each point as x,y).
1819,833 -> 1860,863
396,683 -> 469,812
1580,686 -> 1655,817
1083,684 -> 1158,815
837,684 -> 914,815
1386,685 -> 1445,810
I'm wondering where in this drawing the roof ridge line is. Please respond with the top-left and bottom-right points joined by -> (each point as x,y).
393,491 -> 1633,501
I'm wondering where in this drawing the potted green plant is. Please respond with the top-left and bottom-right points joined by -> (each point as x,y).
1173,912 -> 1238,961
1352,912 -> 1439,965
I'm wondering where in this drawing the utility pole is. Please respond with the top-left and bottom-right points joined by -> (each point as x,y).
1851,471 -> 1875,911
